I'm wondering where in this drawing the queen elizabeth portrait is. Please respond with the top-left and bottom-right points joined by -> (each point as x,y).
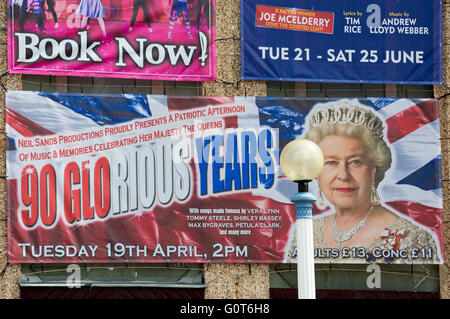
286,100 -> 441,264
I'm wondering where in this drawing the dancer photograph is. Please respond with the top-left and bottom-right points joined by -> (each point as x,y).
168,0 -> 192,40
11,0 -> 29,32
44,0 -> 58,29
129,0 -> 153,33
27,0 -> 46,33
195,0 -> 209,30
77,0 -> 107,37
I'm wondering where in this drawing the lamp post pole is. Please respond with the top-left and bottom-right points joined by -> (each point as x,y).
291,181 -> 316,299
279,138 -> 324,300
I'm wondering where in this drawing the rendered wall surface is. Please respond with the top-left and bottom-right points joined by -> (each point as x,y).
436,1 -> 449,300
0,0 -> 448,299
0,0 -> 21,296
201,0 -> 269,299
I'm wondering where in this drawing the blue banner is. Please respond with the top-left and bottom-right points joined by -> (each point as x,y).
241,0 -> 442,84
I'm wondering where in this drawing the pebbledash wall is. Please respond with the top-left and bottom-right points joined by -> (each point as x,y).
0,0 -> 449,299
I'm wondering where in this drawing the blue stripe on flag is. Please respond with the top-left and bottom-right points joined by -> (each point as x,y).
7,136 -> 16,151
397,156 -> 442,190
255,98 -> 306,149
37,92 -> 152,125
367,98 -> 399,110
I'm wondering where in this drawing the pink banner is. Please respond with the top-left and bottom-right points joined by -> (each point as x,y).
8,0 -> 216,80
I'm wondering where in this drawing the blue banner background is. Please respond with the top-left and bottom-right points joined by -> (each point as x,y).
241,0 -> 442,84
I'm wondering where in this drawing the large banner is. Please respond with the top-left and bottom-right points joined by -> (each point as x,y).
8,0 -> 216,80
241,0 -> 442,84
7,92 -> 444,264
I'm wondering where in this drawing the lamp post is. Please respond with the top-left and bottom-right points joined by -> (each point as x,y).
280,139 -> 324,299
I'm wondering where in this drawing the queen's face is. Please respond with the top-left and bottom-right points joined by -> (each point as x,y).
317,135 -> 376,210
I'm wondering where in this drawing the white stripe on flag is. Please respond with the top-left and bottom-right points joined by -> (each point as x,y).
236,96 -> 261,130
146,95 -> 169,115
377,99 -> 417,120
379,183 -> 442,208
7,91 -> 98,133
385,119 -> 440,184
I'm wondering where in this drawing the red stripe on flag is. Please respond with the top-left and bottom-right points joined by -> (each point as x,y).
224,115 -> 238,128
6,109 -> 55,137
386,99 -> 439,143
